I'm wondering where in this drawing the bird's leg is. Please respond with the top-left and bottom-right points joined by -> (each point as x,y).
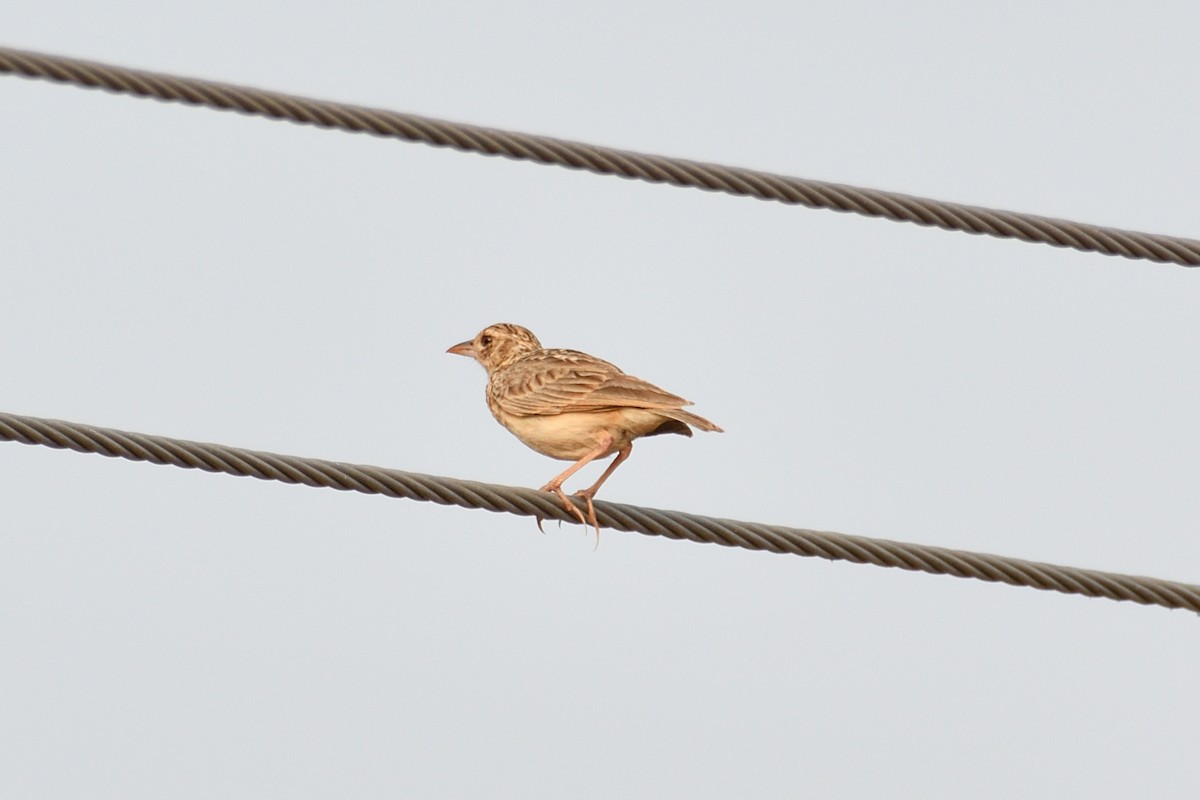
573,442 -> 633,543
535,432 -> 613,532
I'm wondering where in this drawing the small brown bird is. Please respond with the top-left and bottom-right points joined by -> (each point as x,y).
448,323 -> 722,536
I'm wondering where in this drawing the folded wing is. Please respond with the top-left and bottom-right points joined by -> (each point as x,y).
491,349 -> 691,415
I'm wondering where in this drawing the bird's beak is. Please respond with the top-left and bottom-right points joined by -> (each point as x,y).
447,341 -> 476,358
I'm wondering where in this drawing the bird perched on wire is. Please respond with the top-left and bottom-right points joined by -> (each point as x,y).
448,323 -> 722,538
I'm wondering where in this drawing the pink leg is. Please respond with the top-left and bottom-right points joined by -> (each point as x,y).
573,442 -> 633,542
536,431 -> 614,532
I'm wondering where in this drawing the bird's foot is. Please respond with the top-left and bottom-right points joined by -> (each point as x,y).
572,488 -> 602,548
536,481 -> 589,533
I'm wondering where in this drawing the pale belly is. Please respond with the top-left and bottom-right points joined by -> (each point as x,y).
496,408 -> 671,461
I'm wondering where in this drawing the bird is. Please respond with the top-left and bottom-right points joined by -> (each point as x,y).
447,323 -> 722,538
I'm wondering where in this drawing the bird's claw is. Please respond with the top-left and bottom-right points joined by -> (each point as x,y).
537,483 -> 589,534
572,489 -> 602,547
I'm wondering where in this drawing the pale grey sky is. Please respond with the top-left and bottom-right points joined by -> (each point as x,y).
3,2 -> 1199,797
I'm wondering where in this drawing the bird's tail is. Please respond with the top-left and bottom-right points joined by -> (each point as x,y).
660,408 -> 724,434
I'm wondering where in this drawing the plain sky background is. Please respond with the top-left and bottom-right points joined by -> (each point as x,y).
3,2 -> 1199,797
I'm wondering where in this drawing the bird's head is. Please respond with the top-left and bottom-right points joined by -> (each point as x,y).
447,323 -> 542,372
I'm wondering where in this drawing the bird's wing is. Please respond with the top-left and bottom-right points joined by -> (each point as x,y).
491,349 -> 692,417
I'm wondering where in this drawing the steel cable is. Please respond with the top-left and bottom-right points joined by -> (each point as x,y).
1,411 -> 1196,613
2,45 -> 1198,266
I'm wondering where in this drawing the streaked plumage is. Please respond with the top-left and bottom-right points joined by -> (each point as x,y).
447,323 -> 721,537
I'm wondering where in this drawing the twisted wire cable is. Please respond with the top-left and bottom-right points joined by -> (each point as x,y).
1,411 -> 1195,613
2,46 -> 1198,267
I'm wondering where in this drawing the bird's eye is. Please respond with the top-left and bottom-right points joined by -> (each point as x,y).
480,335 -> 493,347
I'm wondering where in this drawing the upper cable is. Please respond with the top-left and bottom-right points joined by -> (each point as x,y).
2,45 -> 1198,266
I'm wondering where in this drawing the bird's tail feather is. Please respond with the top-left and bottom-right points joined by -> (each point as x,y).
659,408 -> 723,433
